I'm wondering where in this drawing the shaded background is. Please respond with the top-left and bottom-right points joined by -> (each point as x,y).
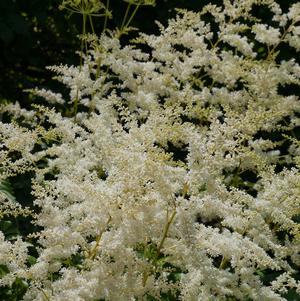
1,0 -> 299,107
0,0 -> 207,107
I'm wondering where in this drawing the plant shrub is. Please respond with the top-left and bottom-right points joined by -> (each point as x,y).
0,0 -> 300,300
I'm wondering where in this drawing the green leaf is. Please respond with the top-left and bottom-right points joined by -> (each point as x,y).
0,179 -> 16,202
0,220 -> 12,232
0,264 -> 9,278
26,255 -> 37,267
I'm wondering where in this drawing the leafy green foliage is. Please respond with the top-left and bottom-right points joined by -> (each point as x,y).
135,243 -> 182,300
0,179 -> 16,202
0,278 -> 28,301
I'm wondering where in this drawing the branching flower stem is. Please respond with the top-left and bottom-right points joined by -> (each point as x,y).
88,215 -> 111,260
103,0 -> 110,32
142,208 -> 176,287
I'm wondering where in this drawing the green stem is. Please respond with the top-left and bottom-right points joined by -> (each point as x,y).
157,210 -> 176,255
79,13 -> 87,71
88,216 -> 111,260
73,89 -> 79,120
88,58 -> 102,115
219,256 -> 228,269
83,13 -> 88,54
103,0 -> 110,33
124,3 -> 140,29
39,288 -> 50,301
89,15 -> 95,34
120,3 -> 132,32
142,209 -> 176,287
75,13 -> 87,119
267,21 -> 295,60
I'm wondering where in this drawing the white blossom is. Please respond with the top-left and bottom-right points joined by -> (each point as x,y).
0,1 -> 300,300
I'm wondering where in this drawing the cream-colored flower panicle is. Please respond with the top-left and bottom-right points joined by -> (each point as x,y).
0,0 -> 300,300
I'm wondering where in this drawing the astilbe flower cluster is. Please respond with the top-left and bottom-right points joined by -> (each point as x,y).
1,0 -> 300,300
